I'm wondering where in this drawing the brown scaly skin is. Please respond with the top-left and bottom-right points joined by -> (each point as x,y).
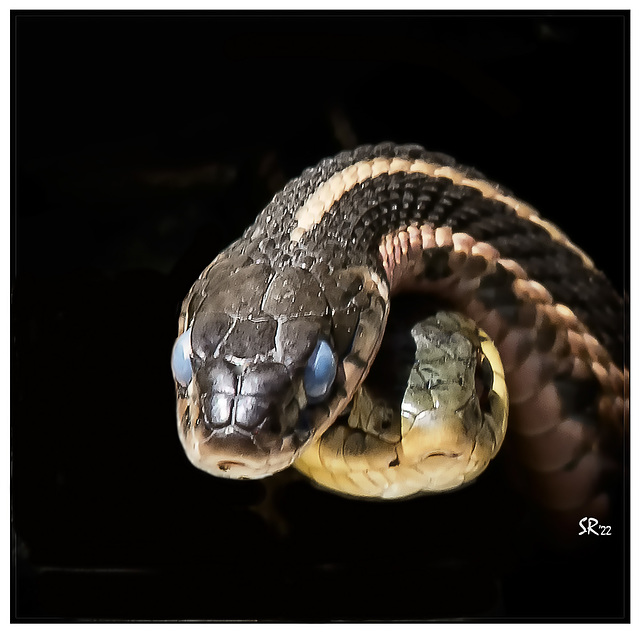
172,143 -> 627,531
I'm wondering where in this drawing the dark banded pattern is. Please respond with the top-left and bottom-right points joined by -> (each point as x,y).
173,143 -> 627,526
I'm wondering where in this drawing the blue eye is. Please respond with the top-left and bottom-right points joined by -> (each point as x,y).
303,339 -> 337,402
171,327 -> 193,387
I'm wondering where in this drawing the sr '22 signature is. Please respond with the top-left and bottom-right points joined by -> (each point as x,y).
578,517 -> 612,536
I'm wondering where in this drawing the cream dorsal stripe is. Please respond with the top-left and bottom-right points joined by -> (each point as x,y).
289,157 -> 594,270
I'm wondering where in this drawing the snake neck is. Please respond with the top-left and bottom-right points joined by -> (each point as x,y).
225,144 -> 624,370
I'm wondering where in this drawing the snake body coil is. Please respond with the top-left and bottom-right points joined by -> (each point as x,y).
172,143 -> 627,522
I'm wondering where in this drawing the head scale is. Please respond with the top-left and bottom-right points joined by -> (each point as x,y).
172,255 -> 388,479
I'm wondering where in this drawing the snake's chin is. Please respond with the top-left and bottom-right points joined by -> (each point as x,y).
177,415 -> 313,480
180,440 -> 295,480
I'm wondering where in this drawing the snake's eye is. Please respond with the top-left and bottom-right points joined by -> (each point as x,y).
171,327 -> 193,387
304,339 -> 337,403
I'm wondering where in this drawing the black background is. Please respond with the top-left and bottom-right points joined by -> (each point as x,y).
13,11 -> 629,622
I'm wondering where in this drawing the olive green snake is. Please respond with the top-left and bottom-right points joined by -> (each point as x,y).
171,143 -> 627,522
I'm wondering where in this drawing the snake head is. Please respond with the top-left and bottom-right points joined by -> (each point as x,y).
172,256 -> 388,479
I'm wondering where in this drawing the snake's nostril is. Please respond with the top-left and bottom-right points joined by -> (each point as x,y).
252,415 -> 283,444
264,416 -> 281,435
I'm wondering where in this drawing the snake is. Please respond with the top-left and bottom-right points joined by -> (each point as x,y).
171,143 -> 627,522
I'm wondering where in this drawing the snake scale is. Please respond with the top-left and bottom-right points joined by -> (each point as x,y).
171,143 -> 627,527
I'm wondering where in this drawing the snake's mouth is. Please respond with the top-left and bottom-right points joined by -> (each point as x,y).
178,424 -> 308,479
217,460 -> 247,474
176,390 -> 315,479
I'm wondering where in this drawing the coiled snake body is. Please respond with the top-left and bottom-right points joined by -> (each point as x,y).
172,143 -> 627,523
